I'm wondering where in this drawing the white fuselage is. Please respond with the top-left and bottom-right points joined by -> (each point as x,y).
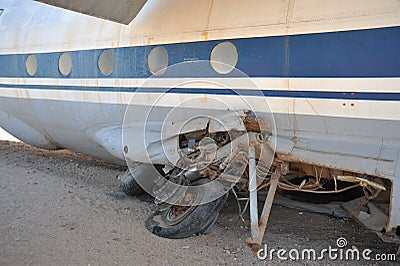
0,0 -> 400,229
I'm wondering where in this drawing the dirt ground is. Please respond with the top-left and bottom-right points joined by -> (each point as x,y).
0,141 -> 398,265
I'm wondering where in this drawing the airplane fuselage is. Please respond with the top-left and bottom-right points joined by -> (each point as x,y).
1,0 -> 399,232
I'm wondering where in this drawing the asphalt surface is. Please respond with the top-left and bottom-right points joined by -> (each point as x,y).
0,141 -> 398,265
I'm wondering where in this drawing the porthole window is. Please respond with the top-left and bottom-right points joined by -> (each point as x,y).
25,54 -> 37,76
147,46 -> 168,76
210,41 -> 238,75
58,52 -> 72,76
98,49 -> 115,76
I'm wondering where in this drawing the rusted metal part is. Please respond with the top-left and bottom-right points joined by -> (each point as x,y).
246,166 -> 281,252
242,116 -> 271,134
216,132 -> 273,183
204,164 -> 220,180
255,134 -> 274,184
276,152 -> 392,179
169,205 -> 190,220
219,150 -> 248,182
337,175 -> 386,191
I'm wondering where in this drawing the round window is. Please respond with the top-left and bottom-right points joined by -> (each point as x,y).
58,52 -> 72,76
25,54 -> 37,76
210,41 -> 238,75
147,46 -> 168,76
98,49 -> 115,76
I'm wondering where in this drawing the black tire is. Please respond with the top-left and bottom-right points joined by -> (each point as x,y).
146,190 -> 228,239
120,171 -> 145,196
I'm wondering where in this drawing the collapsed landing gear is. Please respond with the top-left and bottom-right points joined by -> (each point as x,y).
146,177 -> 229,238
121,169 -> 229,237
122,112 -> 275,246
146,189 -> 228,238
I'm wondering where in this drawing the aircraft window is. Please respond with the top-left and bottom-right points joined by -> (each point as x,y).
25,54 -> 37,76
210,41 -> 238,75
147,46 -> 168,76
98,49 -> 115,76
58,52 -> 72,76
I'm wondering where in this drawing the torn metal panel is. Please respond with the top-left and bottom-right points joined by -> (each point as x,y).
342,197 -> 388,231
163,111 -> 248,140
208,111 -> 247,133
164,117 -> 209,140
273,194 -> 351,218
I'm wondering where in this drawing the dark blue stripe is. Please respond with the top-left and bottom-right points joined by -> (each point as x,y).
0,83 -> 399,101
0,26 -> 399,79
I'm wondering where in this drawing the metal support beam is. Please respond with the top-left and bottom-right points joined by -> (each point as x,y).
246,166 -> 281,252
248,146 -> 259,241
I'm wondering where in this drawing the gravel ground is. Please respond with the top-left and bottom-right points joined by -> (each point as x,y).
0,141 -> 398,265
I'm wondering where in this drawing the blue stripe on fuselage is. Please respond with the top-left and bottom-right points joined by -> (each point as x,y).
0,83 -> 399,101
0,26 -> 399,78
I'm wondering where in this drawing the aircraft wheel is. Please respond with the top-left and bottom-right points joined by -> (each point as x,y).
120,171 -> 145,196
146,181 -> 228,239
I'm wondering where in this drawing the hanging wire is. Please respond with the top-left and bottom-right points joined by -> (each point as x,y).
231,189 -> 249,223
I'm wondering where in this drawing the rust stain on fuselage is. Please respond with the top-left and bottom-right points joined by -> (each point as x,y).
147,36 -> 154,45
200,94 -> 208,103
201,31 -> 209,40
202,0 -> 215,40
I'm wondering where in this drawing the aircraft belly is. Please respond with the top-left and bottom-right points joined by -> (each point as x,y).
0,91 -> 399,179
0,95 -> 125,164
